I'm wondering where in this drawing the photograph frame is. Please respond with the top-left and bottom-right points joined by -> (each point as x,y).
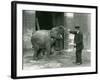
11,1 -> 98,79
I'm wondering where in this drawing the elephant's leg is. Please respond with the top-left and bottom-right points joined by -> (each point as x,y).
40,49 -> 45,57
50,46 -> 55,55
45,44 -> 51,58
33,44 -> 40,60
37,49 -> 42,59
33,48 -> 38,60
39,49 -> 46,59
50,42 -> 56,55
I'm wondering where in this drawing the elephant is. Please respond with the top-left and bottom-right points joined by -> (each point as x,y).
31,26 -> 64,60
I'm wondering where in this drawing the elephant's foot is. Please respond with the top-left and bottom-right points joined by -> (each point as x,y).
33,57 -> 39,60
49,51 -> 54,56
46,55 -> 51,59
33,56 -> 42,60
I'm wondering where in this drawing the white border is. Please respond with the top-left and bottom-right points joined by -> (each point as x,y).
17,3 -> 96,77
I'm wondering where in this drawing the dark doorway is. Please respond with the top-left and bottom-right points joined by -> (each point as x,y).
36,11 -> 64,50
36,11 -> 54,30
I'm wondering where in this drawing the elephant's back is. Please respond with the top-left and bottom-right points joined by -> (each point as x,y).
31,30 -> 50,46
32,30 -> 50,38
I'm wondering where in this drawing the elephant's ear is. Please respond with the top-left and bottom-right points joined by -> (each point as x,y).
57,26 -> 64,39
50,26 -> 64,39
50,29 -> 56,38
58,26 -> 64,34
50,27 -> 58,39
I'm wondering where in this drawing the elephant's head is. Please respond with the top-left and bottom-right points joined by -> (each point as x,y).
50,25 -> 64,39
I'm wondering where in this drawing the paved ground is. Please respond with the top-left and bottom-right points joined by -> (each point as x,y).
23,49 -> 91,70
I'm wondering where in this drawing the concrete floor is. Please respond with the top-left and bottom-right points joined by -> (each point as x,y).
23,49 -> 91,70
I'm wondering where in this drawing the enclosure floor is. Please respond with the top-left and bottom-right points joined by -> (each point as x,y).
23,49 -> 91,70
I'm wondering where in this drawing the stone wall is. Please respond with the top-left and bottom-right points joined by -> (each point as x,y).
23,10 -> 36,50
74,13 -> 91,49
63,13 -> 91,50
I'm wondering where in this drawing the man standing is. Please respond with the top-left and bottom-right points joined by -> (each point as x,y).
69,26 -> 84,65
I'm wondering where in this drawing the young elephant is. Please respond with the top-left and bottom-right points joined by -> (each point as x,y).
31,26 -> 64,60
